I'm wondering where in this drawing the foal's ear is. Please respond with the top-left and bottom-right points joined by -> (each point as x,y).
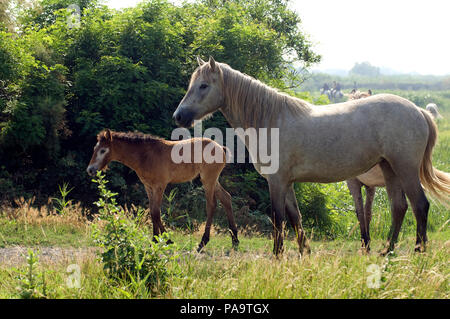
209,56 -> 216,71
103,129 -> 112,141
197,56 -> 205,66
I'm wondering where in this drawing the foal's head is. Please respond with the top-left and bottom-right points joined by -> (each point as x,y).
86,129 -> 113,176
173,56 -> 224,127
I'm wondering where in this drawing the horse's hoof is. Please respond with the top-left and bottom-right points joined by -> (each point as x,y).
379,248 -> 391,257
232,240 -> 240,251
414,244 -> 426,253
197,242 -> 206,253
303,246 -> 311,256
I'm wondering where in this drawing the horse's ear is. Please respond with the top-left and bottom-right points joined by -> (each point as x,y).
209,56 -> 216,71
350,88 -> 356,94
197,56 -> 205,66
368,89 -> 372,95
103,129 -> 112,141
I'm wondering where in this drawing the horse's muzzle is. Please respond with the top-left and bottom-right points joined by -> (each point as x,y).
173,108 -> 195,128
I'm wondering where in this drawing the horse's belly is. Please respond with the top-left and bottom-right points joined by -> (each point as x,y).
289,151 -> 382,183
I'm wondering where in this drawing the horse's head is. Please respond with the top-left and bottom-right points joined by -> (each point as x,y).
86,129 -> 113,176
173,56 -> 224,127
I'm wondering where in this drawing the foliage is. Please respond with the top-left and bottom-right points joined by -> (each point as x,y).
0,0 -> 320,208
349,61 -> 380,77
13,249 -> 48,299
52,182 -> 74,215
91,171 -> 179,294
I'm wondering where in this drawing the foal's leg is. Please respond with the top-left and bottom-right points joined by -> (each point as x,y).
346,179 -> 370,250
197,178 -> 218,252
285,185 -> 310,255
268,177 -> 288,256
149,184 -> 168,240
379,161 -> 408,255
215,182 -> 239,249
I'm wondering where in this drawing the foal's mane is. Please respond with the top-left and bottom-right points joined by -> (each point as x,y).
197,62 -> 312,128
98,130 -> 164,144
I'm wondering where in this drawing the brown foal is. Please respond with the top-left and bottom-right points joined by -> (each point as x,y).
87,129 -> 239,251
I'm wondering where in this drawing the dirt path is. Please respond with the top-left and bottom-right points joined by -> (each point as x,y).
0,246 -> 99,266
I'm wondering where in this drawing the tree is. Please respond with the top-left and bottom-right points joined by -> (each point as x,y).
0,0 -> 320,206
349,61 -> 380,77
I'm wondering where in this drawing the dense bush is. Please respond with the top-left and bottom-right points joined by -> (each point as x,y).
0,0 -> 319,208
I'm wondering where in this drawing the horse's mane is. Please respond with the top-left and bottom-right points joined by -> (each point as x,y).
197,62 -> 312,128
98,130 -> 164,144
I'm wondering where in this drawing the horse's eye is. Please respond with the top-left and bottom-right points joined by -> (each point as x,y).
100,149 -> 106,154
199,83 -> 208,90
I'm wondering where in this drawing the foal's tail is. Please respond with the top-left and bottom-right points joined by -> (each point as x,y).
419,109 -> 450,207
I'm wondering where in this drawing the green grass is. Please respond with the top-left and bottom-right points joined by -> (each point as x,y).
0,232 -> 448,299
0,219 -> 92,248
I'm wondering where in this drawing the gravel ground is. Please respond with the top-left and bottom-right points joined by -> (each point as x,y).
0,246 -> 99,267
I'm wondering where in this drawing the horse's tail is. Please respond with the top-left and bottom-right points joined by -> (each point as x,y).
419,108 -> 450,207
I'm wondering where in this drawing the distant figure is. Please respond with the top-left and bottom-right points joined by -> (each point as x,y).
426,103 -> 443,120
330,81 -> 343,100
320,83 -> 330,95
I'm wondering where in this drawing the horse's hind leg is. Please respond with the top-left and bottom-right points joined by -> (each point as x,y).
285,185 -> 310,255
215,182 -> 239,249
394,169 -> 429,253
346,179 -> 370,251
379,161 -> 408,255
364,185 -> 376,246
384,158 -> 430,253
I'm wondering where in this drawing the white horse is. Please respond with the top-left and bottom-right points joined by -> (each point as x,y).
173,57 -> 450,256
426,103 -> 443,120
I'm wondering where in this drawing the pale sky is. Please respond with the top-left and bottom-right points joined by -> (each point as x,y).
104,0 -> 450,75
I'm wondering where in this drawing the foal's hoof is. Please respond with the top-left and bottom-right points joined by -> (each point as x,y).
232,240 -> 240,251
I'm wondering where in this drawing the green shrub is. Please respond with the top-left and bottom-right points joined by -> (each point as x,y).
14,249 -> 49,299
91,171 -> 179,295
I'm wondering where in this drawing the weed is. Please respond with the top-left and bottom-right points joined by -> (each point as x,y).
91,171 -> 179,295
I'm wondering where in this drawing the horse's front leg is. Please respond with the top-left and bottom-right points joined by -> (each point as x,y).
285,185 -> 310,255
268,177 -> 288,256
